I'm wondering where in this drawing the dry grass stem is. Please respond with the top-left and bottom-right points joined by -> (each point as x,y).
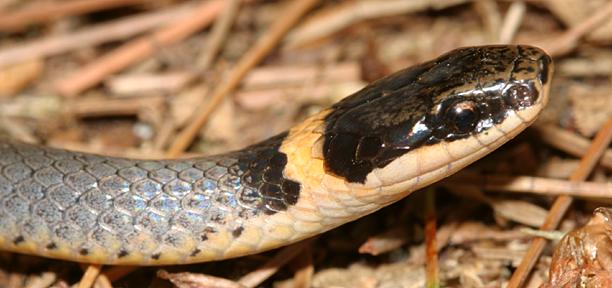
498,0 -> 525,43
535,125 -> 612,170
445,173 -> 612,198
508,116 -> 612,287
54,0 -> 226,97
238,240 -> 312,288
76,264 -> 102,288
0,0 -> 148,32
107,71 -> 193,95
291,246 -> 314,288
157,270 -> 245,288
167,0 -> 321,156
543,1 -> 612,56
0,3 -> 195,68
285,0 -> 470,49
358,227 -> 409,256
196,0 -> 242,72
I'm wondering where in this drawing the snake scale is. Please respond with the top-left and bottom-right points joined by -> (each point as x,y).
0,45 -> 552,265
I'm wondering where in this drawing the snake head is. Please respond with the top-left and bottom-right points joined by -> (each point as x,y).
321,45 -> 552,194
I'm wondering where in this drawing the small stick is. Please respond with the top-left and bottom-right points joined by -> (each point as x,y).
196,0 -> 241,71
498,0 -> 525,44
107,71 -> 193,95
166,0 -> 321,156
358,227 -> 408,256
425,189 -> 439,288
443,173 -> 612,199
544,1 -> 612,56
0,0 -> 148,32
238,240 -> 311,288
101,266 -> 139,282
54,0 -> 226,97
77,264 -> 102,288
0,3 -> 194,67
92,274 -> 113,288
291,246 -> 314,288
507,116 -> 612,288
158,270 -> 245,288
535,125 -> 612,170
66,95 -> 165,118
284,0 -> 470,49
473,0 -> 501,41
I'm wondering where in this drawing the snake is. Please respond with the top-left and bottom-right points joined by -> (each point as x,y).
0,45 -> 552,265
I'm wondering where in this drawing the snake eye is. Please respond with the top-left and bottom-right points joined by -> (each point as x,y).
445,101 -> 479,134
503,84 -> 538,108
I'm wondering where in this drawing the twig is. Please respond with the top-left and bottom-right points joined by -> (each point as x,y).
425,189 -> 439,288
284,0 -> 470,49
444,173 -> 612,199
543,1 -> 612,56
0,0 -> 148,32
507,116 -> 612,288
473,0 -> 501,42
498,0 -> 525,44
0,2 -> 195,68
558,56 -> 612,77
291,245 -> 314,288
358,226 -> 408,256
535,125 -> 612,170
93,274 -> 113,288
166,0 -> 321,157
101,266 -> 139,282
66,95 -> 165,118
77,264 -> 102,288
107,71 -> 193,95
54,0 -> 226,97
196,0 -> 241,71
238,240 -> 311,288
158,270 -> 245,288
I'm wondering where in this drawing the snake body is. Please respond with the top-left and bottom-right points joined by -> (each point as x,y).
0,45 -> 552,265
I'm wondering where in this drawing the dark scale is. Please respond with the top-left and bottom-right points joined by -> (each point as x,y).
232,227 -> 244,238
190,248 -> 201,257
322,45 -> 550,183
118,249 -> 129,258
12,235 -> 24,245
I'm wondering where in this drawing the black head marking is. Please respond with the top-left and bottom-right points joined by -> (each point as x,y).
322,45 -> 551,183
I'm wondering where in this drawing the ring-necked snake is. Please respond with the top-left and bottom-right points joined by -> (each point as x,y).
0,45 -> 552,265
